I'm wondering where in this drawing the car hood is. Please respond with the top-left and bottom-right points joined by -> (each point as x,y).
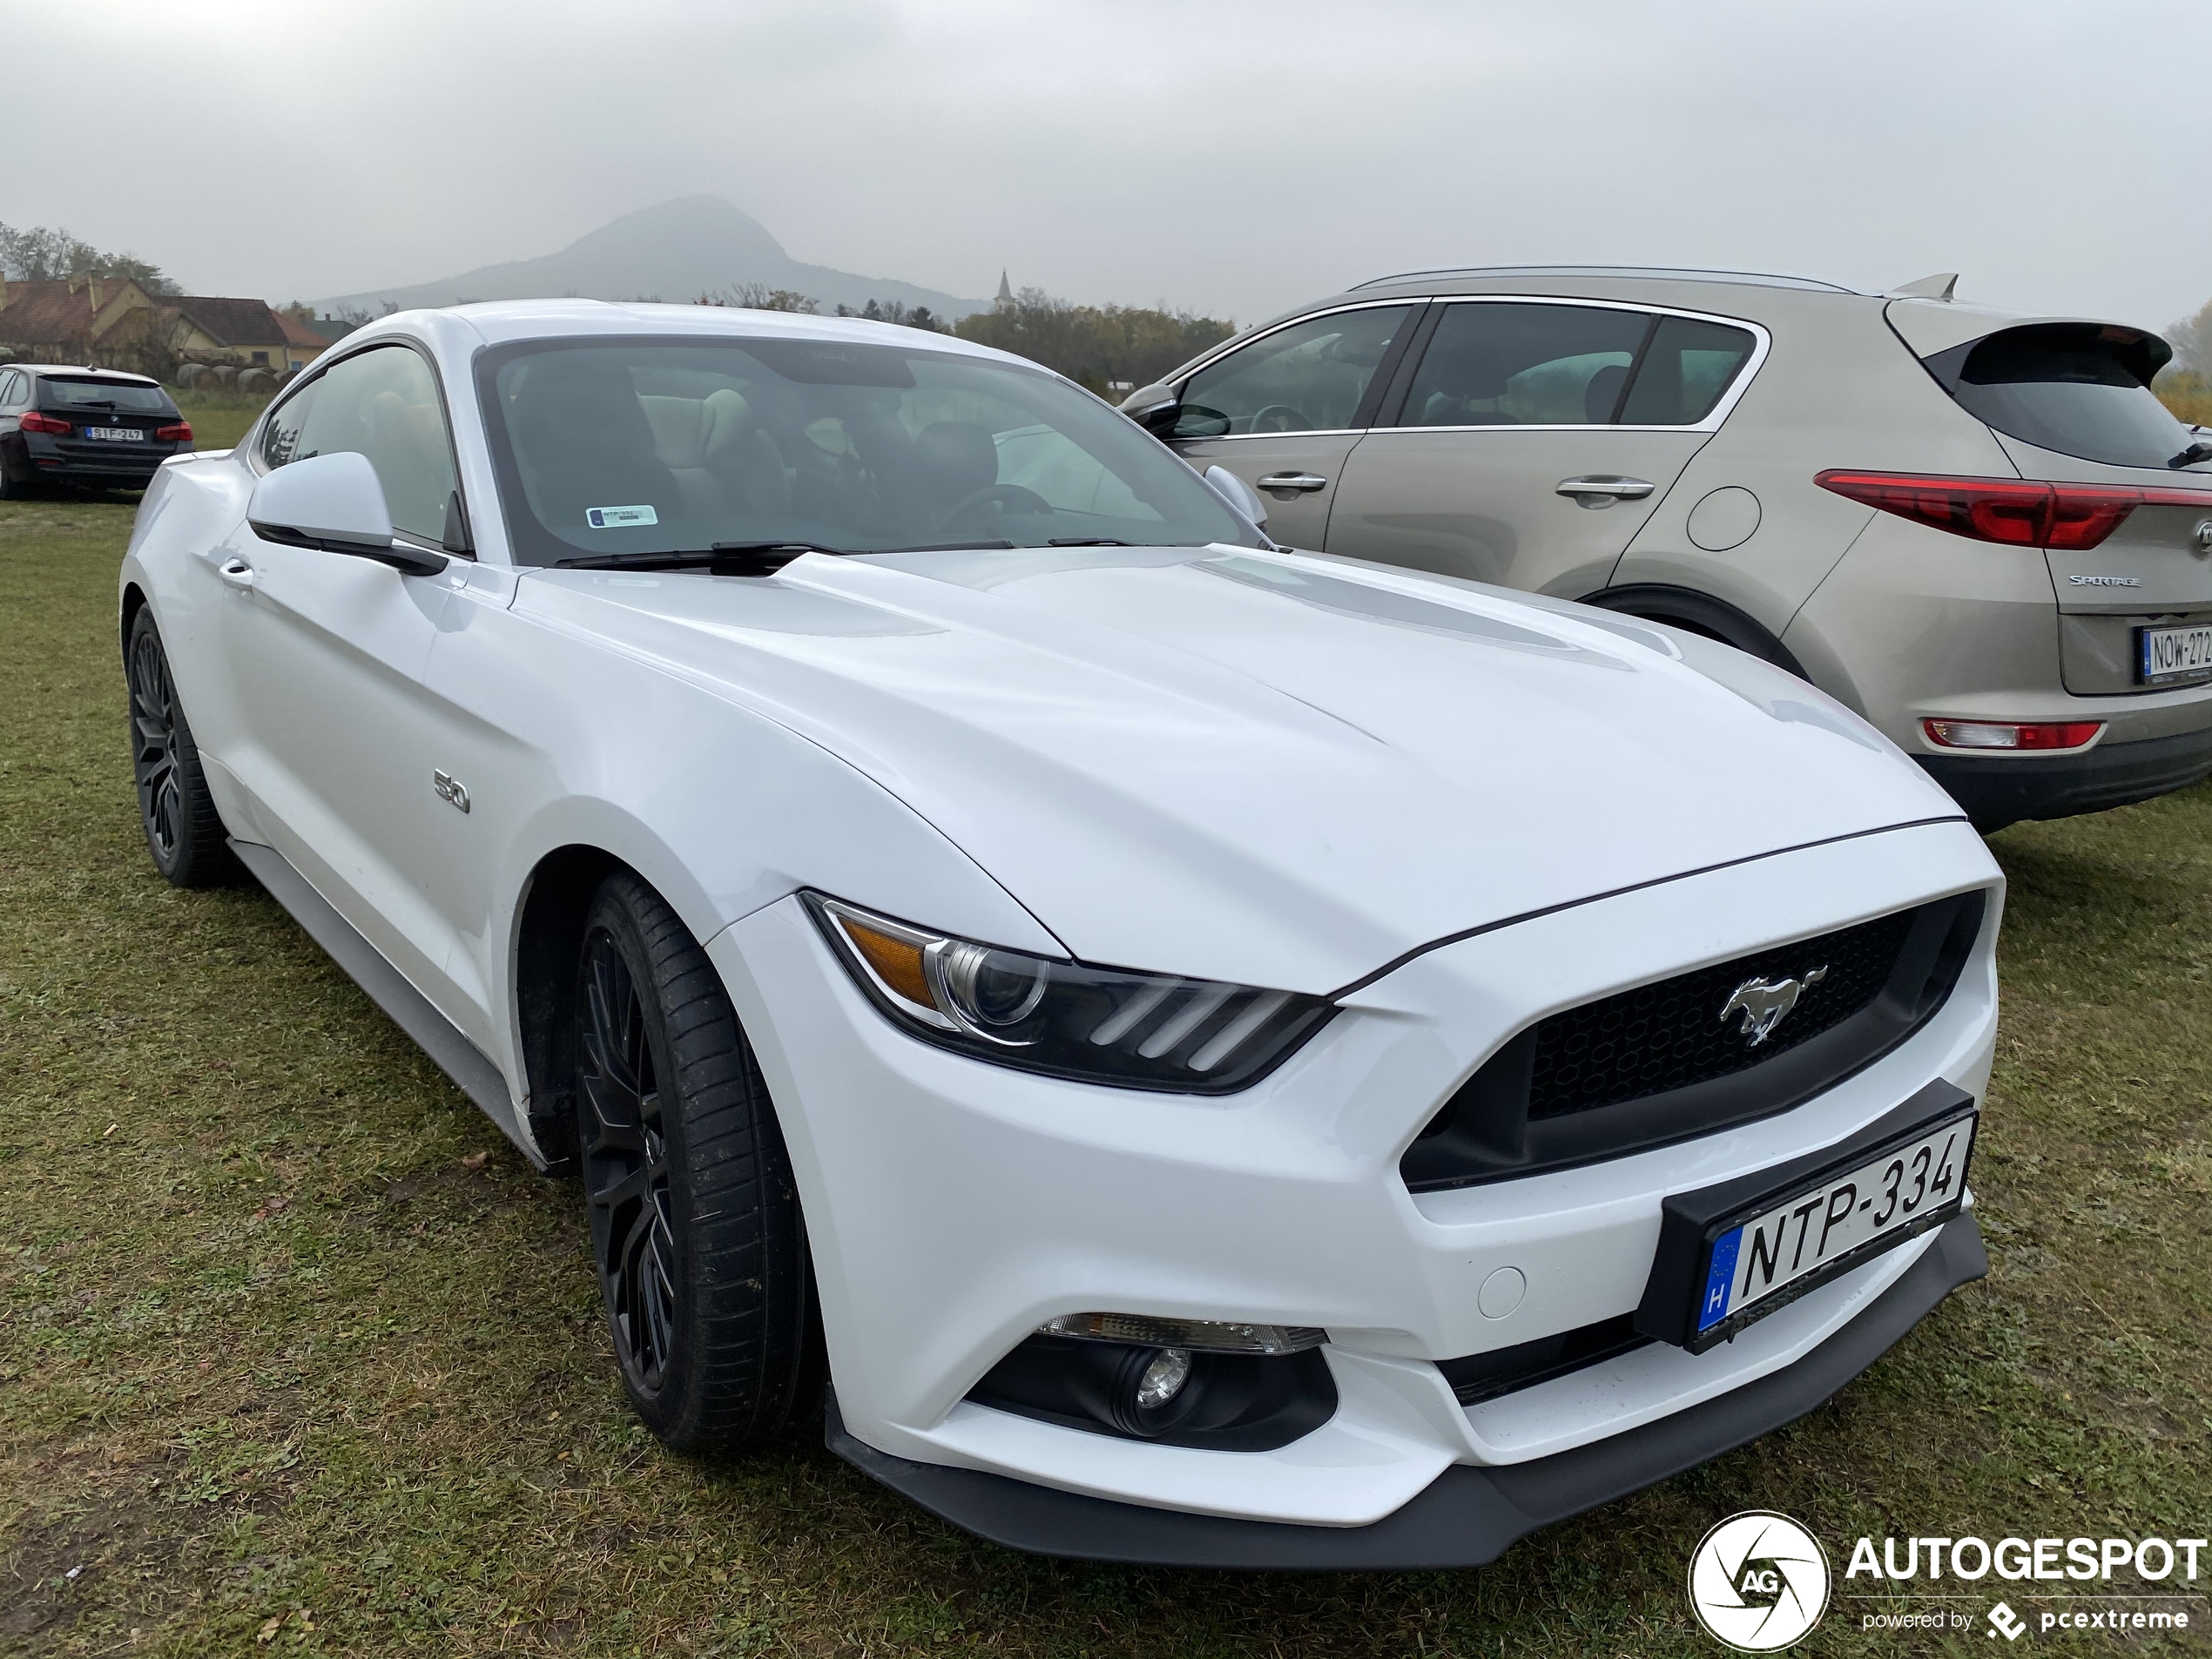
517,546 -> 1962,993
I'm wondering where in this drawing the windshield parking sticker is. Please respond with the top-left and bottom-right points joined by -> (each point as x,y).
584,504 -> 658,529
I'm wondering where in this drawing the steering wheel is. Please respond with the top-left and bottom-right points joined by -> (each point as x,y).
934,482 -> 1052,533
1247,405 -> 1310,435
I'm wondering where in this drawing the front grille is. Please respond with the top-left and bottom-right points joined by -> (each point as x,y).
1527,908 -> 1914,1119
1400,891 -> 1986,1190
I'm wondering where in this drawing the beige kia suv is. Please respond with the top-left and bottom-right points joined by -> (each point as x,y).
1122,267 -> 2212,831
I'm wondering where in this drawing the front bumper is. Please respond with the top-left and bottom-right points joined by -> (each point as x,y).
828,1213 -> 1986,1568
1919,726 -> 2212,831
713,819 -> 2001,1541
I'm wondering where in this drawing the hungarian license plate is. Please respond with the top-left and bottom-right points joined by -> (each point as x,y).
84,426 -> 146,443
2141,624 -> 2212,686
1692,1112 -> 1974,1345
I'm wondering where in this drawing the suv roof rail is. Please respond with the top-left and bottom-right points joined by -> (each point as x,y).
1349,265 -> 1861,294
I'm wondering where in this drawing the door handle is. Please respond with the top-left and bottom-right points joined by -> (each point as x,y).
1257,472 -> 1329,494
1555,475 -> 1656,509
218,556 -> 256,590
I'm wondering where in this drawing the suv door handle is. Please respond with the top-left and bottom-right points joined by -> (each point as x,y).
1556,475 -> 1656,508
218,556 -> 256,590
1257,472 -> 1329,494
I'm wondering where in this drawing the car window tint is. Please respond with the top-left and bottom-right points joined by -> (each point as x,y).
280,346 -> 458,543
1925,323 -> 2200,470
37,377 -> 176,415
0,372 -> 21,406
1398,304 -> 1648,428
1174,307 -> 1415,439
1618,316 -> 1757,426
481,338 -> 1257,565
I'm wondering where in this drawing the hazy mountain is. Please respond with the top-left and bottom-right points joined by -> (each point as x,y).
315,196 -> 984,319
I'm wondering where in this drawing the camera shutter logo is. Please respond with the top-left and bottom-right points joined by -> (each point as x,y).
1688,1512 -> 1831,1651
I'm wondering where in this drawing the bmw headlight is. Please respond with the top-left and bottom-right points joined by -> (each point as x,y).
804,893 -> 1334,1093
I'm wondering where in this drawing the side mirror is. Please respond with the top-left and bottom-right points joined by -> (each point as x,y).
1119,382 -> 1182,436
246,451 -> 444,577
1202,464 -> 1269,532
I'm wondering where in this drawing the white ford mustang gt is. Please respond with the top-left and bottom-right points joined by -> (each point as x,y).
118,301 -> 2001,1568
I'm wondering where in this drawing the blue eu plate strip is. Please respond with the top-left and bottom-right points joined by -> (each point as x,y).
1699,1227 -> 1743,1332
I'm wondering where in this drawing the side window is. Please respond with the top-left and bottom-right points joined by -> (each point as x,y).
0,371 -> 20,407
1175,306 -> 1417,438
277,345 -> 459,544
1619,316 -> 1757,426
260,378 -> 318,470
1397,303 -> 1649,428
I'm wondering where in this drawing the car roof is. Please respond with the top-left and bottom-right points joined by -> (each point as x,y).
18,363 -> 161,385
1349,265 -> 1862,294
368,299 -> 1030,373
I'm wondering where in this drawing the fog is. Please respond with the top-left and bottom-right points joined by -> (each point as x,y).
10,0 -> 2208,328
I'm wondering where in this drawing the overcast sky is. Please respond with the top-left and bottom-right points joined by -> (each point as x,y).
11,0 -> 2209,329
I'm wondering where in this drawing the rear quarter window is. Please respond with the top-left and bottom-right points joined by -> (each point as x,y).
1924,322 -> 2197,470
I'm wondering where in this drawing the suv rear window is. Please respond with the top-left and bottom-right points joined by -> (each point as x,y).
38,377 -> 177,415
1924,323 -> 2199,471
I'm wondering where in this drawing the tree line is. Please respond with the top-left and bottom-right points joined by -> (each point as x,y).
697,283 -> 1235,395
0,222 -> 178,293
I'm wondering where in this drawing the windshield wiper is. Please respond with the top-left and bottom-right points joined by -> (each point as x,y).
552,537 -> 1020,577
1047,537 -> 1134,547
554,541 -> 851,575
2170,441 -> 2212,469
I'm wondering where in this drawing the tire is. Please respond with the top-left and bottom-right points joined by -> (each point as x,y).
575,872 -> 822,1453
125,608 -> 235,887
0,459 -> 30,500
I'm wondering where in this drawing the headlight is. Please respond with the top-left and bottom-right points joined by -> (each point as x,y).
804,893 -> 1334,1093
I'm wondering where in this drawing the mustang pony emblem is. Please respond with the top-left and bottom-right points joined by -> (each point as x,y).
1719,966 -> 1828,1047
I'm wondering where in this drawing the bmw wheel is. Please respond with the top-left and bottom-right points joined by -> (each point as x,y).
125,608 -> 234,887
575,872 -> 821,1453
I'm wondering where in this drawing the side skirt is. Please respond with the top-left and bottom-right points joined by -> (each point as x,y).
228,836 -> 543,1170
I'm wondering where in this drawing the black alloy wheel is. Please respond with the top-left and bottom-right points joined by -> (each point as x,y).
125,608 -> 233,887
574,873 -> 822,1453
578,927 -> 681,1394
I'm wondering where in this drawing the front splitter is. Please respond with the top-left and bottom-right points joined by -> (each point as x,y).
826,1213 -> 1986,1569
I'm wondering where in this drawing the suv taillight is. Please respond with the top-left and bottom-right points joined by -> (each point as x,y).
1817,470 -> 2212,552
1924,718 -> 2104,752
156,421 -> 192,442
19,410 -> 71,435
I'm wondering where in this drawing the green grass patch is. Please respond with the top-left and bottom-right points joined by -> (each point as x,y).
3,498 -> 2209,1655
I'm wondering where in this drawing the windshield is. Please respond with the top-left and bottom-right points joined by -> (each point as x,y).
477,335 -> 1259,565
39,377 -> 176,415
1927,324 -> 2204,471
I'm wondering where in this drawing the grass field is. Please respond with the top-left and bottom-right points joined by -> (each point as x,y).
3,496 -> 2209,1657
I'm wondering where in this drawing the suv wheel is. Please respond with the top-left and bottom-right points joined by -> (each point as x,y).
125,609 -> 234,887
575,872 -> 821,1453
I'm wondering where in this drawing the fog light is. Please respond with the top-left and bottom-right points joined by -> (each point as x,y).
1135,1346 -> 1191,1410
1923,718 -> 2103,752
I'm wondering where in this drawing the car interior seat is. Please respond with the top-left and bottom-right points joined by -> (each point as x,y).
510,356 -> 684,537
1582,363 -> 1629,424
1415,337 -> 1516,427
910,421 -> 1000,515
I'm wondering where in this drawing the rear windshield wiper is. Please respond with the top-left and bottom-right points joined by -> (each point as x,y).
2170,441 -> 2212,469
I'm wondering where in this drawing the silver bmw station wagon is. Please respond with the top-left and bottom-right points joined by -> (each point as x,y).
1123,267 -> 2212,832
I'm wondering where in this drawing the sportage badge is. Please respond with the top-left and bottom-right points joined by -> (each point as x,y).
1720,966 -> 1828,1047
